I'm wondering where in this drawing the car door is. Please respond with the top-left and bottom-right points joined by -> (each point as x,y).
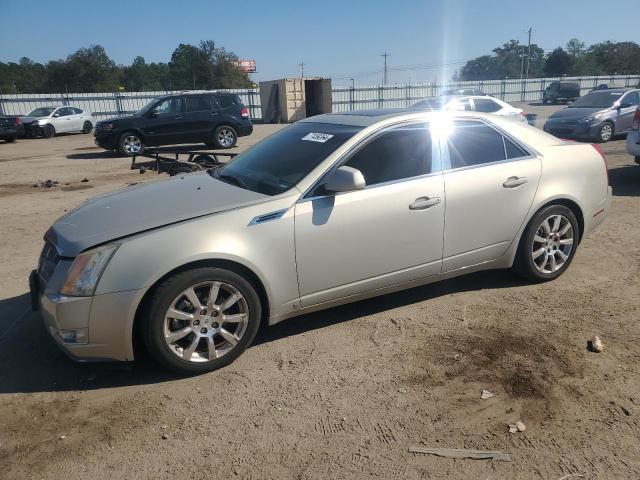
69,108 -> 85,131
294,122 -> 445,307
141,97 -> 185,146
615,91 -> 640,133
442,119 -> 541,272
183,95 -> 215,143
51,107 -> 72,132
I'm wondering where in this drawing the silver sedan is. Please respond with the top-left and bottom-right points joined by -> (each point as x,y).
31,109 -> 611,374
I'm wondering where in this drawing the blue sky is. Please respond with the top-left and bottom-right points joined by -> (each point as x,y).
1,0 -> 638,85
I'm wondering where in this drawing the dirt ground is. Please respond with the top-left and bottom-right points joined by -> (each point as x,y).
0,105 -> 639,480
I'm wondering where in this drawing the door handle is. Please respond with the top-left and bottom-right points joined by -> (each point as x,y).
409,196 -> 441,210
503,176 -> 528,188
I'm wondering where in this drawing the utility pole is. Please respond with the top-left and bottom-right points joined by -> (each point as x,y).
299,60 -> 305,78
381,52 -> 389,85
525,26 -> 532,79
520,47 -> 525,80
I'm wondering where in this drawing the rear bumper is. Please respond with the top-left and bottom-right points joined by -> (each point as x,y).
236,122 -> 253,137
585,186 -> 612,237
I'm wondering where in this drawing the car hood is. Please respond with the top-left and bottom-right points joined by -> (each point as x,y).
98,114 -> 137,125
20,116 -> 43,123
547,107 -> 607,121
47,172 -> 269,256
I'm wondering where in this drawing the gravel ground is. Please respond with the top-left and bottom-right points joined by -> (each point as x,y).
0,106 -> 639,480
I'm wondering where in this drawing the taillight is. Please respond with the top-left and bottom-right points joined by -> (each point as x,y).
632,108 -> 640,131
240,107 -> 249,119
591,143 -> 609,186
15,117 -> 22,125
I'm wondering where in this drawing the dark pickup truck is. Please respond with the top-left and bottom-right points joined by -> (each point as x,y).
542,81 -> 581,104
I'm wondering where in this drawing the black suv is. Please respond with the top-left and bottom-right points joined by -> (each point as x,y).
95,92 -> 253,155
542,81 -> 581,104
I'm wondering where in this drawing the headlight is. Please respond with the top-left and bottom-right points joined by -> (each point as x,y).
100,123 -> 115,130
579,114 -> 600,124
61,244 -> 119,296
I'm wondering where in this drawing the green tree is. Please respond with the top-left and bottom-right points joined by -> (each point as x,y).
587,41 -> 640,74
566,38 -> 586,58
169,43 -> 211,90
544,48 -> 574,76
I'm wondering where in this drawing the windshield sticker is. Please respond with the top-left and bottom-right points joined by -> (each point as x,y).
302,132 -> 334,143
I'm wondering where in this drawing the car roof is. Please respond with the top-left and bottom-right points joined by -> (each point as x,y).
588,88 -> 634,94
301,109 -> 502,127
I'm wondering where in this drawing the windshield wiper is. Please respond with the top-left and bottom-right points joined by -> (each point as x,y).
212,169 -> 249,190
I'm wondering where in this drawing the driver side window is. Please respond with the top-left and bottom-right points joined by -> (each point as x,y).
152,97 -> 183,115
342,123 -> 433,187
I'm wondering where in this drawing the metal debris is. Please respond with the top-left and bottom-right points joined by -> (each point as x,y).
480,389 -> 495,400
409,446 -> 510,462
588,335 -> 604,353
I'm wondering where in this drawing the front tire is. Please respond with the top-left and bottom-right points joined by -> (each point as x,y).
118,132 -> 145,156
4,136 -> 16,143
212,125 -> 237,149
597,121 -> 614,143
142,267 -> 262,375
42,124 -> 55,138
512,205 -> 579,282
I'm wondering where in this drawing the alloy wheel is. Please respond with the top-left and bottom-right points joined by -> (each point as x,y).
217,129 -> 235,147
163,281 -> 249,362
600,123 -> 613,142
531,214 -> 574,274
123,135 -> 142,154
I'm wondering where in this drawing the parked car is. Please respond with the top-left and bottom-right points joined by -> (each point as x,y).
543,88 -> 640,143
22,106 -> 96,138
31,109 -> 611,374
94,92 -> 252,155
413,95 -> 527,122
626,106 -> 640,163
442,88 -> 487,96
0,115 -> 24,142
591,84 -> 610,92
542,81 -> 581,104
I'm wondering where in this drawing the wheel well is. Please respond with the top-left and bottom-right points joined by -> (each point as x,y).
131,259 -> 270,356
118,129 -> 145,142
536,198 -> 585,241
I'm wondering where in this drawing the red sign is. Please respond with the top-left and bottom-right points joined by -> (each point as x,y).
235,60 -> 257,73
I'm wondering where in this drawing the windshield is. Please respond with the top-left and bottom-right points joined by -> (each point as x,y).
28,107 -> 55,117
211,122 -> 362,196
569,92 -> 622,108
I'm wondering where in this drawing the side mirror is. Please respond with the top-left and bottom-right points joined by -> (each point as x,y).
53,113 -> 60,118
325,166 -> 366,193
148,111 -> 158,118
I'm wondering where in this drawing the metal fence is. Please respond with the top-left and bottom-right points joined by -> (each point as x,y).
333,75 -> 640,111
1,75 -> 639,121
0,89 -> 262,120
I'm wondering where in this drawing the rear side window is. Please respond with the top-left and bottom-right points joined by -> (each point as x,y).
344,123 -> 432,186
473,98 -> 501,113
447,121 -> 505,168
71,107 -> 83,114
217,95 -> 238,109
504,137 -> 528,159
185,95 -> 211,112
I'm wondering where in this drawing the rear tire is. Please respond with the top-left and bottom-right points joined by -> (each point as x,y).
142,267 -> 262,375
42,124 -> 55,138
512,204 -> 580,283
212,125 -> 237,149
82,121 -> 93,134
